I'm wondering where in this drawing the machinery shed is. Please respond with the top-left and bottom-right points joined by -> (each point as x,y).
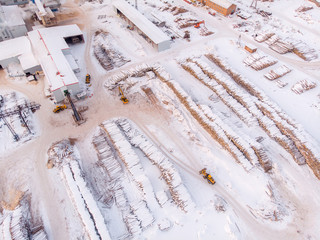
28,24 -> 84,102
201,0 -> 236,16
0,36 -> 41,74
113,1 -> 171,52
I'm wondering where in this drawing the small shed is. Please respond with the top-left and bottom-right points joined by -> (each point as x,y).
201,0 -> 236,16
244,45 -> 257,53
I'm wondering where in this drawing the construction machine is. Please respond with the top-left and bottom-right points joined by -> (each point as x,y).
53,105 -> 67,113
194,20 -> 205,28
118,86 -> 129,104
85,74 -> 91,84
199,168 -> 215,185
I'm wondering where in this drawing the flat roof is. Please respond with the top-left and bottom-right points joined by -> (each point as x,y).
1,5 -> 25,26
0,36 -> 39,70
113,1 -> 170,45
28,25 -> 83,91
0,36 -> 30,60
210,0 -> 234,9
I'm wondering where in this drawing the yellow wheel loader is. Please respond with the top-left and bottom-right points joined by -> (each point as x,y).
199,168 -> 216,185
53,105 -> 67,113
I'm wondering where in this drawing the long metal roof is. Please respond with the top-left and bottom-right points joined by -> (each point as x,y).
113,1 -> 170,45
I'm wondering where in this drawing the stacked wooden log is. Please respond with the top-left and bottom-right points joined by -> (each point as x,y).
264,65 -> 291,80
291,79 -> 317,94
116,118 -> 194,212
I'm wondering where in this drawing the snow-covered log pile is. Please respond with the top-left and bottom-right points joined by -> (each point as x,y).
269,40 -> 294,54
174,17 -> 198,29
264,65 -> 292,80
291,79 -> 317,94
152,66 -> 255,171
115,118 -> 194,212
101,121 -> 145,185
92,126 -> 155,233
100,121 -> 155,229
264,34 -> 280,46
254,32 -> 275,43
185,57 -> 264,121
48,140 -> 112,240
104,63 -> 153,90
92,128 -> 122,181
31,229 -> 47,240
93,30 -> 130,71
179,59 -> 256,126
243,52 -> 265,66
112,184 -> 142,236
205,52 -> 320,178
0,207 -> 28,240
292,40 -> 318,61
61,161 -> 111,240
199,105 -> 258,168
249,55 -> 278,70
256,102 -> 320,167
295,5 -> 313,12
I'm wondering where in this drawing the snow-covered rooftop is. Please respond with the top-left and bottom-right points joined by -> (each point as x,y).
28,25 -> 83,91
0,36 -> 39,70
0,37 -> 30,60
211,0 -> 234,9
113,1 -> 170,45
1,5 -> 25,26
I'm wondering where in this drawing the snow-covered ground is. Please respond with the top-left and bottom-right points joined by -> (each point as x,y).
1,0 -> 320,239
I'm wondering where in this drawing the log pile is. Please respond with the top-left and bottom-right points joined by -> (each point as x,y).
269,40 -> 294,54
93,31 -> 130,71
174,17 -> 198,29
205,52 -> 320,178
291,79 -> 317,94
180,60 -> 255,126
101,121 -> 155,229
264,65 -> 291,80
104,61 -> 320,180
292,41 -> 318,61
254,32 -> 275,43
250,56 -> 278,70
116,118 -> 194,212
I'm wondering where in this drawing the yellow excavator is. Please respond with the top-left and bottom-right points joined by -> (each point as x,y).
199,168 -> 215,185
119,86 -> 129,104
85,74 -> 91,84
53,105 -> 67,113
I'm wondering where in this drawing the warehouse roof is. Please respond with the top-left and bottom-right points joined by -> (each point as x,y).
28,25 -> 83,91
1,5 -> 25,26
210,0 -> 234,9
113,1 -> 170,45
0,36 -> 39,71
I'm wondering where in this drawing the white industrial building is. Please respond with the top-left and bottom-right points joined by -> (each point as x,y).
0,5 -> 27,42
113,0 -> 171,52
0,36 -> 41,74
0,0 -> 29,5
28,25 -> 84,102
